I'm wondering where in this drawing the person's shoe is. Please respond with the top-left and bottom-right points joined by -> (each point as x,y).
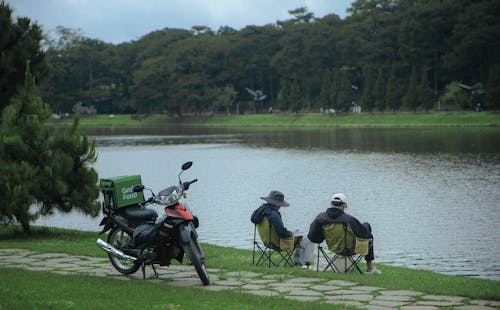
365,268 -> 381,275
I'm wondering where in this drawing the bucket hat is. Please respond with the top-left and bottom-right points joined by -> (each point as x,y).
261,190 -> 289,207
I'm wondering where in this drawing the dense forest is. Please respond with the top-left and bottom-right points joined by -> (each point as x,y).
23,1 -> 500,115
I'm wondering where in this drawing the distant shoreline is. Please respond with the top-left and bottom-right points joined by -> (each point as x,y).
47,112 -> 500,130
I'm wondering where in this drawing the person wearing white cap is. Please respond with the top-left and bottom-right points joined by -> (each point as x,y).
308,193 -> 381,274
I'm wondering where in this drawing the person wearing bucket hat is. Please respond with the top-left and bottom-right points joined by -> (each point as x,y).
307,193 -> 381,274
250,190 -> 315,268
251,190 -> 293,238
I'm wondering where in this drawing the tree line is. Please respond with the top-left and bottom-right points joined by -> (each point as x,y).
33,0 -> 499,116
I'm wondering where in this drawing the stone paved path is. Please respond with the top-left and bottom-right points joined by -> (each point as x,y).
1,248 -> 499,310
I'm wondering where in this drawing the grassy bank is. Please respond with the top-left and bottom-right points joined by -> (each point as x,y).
1,225 -> 499,303
48,112 -> 500,129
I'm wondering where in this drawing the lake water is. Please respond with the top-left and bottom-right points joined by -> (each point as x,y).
36,127 -> 500,280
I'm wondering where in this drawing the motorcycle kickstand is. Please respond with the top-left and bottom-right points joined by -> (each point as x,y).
151,264 -> 159,279
141,263 -> 159,279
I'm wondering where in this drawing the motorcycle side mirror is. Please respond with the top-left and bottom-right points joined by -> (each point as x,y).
133,184 -> 145,192
181,161 -> 193,171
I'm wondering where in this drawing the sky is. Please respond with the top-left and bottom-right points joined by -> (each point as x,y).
7,0 -> 353,45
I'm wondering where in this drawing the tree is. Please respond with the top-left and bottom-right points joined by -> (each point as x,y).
0,2 -> 47,112
0,65 -> 100,234
385,63 -> 402,111
277,79 -> 290,111
335,71 -> 352,112
319,69 -> 334,109
373,68 -> 386,111
289,76 -> 303,113
439,81 -> 470,110
403,66 -> 419,111
418,67 -> 435,111
359,67 -> 375,112
485,64 -> 500,109
213,85 -> 238,115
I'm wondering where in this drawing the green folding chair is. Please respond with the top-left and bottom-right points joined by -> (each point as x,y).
316,222 -> 371,273
252,218 -> 298,267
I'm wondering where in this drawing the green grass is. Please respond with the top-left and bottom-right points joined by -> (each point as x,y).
0,268 -> 332,310
48,112 -> 500,129
1,225 -> 499,302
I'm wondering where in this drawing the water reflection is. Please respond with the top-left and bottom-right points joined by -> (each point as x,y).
37,127 -> 500,280
85,126 -> 500,154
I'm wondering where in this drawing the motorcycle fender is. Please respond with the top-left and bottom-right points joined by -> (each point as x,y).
98,217 -> 115,235
178,222 -> 198,244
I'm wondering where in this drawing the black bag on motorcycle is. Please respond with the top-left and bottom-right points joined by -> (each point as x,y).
133,223 -> 161,248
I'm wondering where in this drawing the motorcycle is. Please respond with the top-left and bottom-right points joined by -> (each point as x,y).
96,161 -> 210,285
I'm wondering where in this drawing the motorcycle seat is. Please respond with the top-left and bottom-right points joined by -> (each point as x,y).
121,205 -> 158,221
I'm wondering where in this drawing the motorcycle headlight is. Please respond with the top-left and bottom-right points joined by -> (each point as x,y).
158,190 -> 182,205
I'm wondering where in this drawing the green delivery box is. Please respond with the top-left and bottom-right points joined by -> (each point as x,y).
100,175 -> 144,209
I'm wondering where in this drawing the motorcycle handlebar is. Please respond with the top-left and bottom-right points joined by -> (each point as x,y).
182,179 -> 198,190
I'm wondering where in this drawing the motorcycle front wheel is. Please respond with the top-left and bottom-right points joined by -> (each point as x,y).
107,227 -> 141,275
182,235 -> 210,285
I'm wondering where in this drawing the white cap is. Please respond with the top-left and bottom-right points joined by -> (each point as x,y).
331,193 -> 348,206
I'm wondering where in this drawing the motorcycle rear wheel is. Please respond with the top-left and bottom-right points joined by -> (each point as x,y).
107,227 -> 141,275
182,235 -> 210,285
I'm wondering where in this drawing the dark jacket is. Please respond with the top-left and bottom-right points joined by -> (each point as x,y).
308,207 -> 372,243
251,204 -> 293,238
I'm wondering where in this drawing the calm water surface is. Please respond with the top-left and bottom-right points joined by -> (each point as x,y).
36,127 -> 500,280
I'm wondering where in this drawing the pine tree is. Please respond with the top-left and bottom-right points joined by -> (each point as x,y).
0,64 -> 100,234
277,79 -> 290,111
418,67 -> 435,111
336,71 -> 352,112
319,69 -> 333,109
289,76 -> 303,113
373,68 -> 386,112
360,67 -> 375,112
485,64 -> 500,110
385,64 -> 401,111
404,66 -> 419,111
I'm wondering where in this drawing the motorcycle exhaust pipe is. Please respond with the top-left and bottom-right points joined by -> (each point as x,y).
96,238 -> 137,262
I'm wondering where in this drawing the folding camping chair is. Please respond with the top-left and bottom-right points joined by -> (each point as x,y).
316,222 -> 371,273
252,218 -> 299,267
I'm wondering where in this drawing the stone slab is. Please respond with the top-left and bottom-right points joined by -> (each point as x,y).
288,290 -> 324,297
28,253 -> 69,259
167,280 -> 203,287
324,300 -> 364,307
414,301 -> 463,307
325,280 -> 358,286
421,294 -> 464,302
0,249 -> 33,254
244,290 -> 279,296
200,285 -> 235,291
374,295 -> 415,302
240,284 -> 266,290
246,279 -> 276,284
326,294 -> 374,302
286,277 -> 322,283
212,280 -> 244,286
352,286 -> 384,292
310,285 -> 341,291
284,295 -> 320,302
370,299 -> 413,307
24,266 -> 54,271
470,300 -> 500,307
380,290 -> 423,296
325,289 -> 367,295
